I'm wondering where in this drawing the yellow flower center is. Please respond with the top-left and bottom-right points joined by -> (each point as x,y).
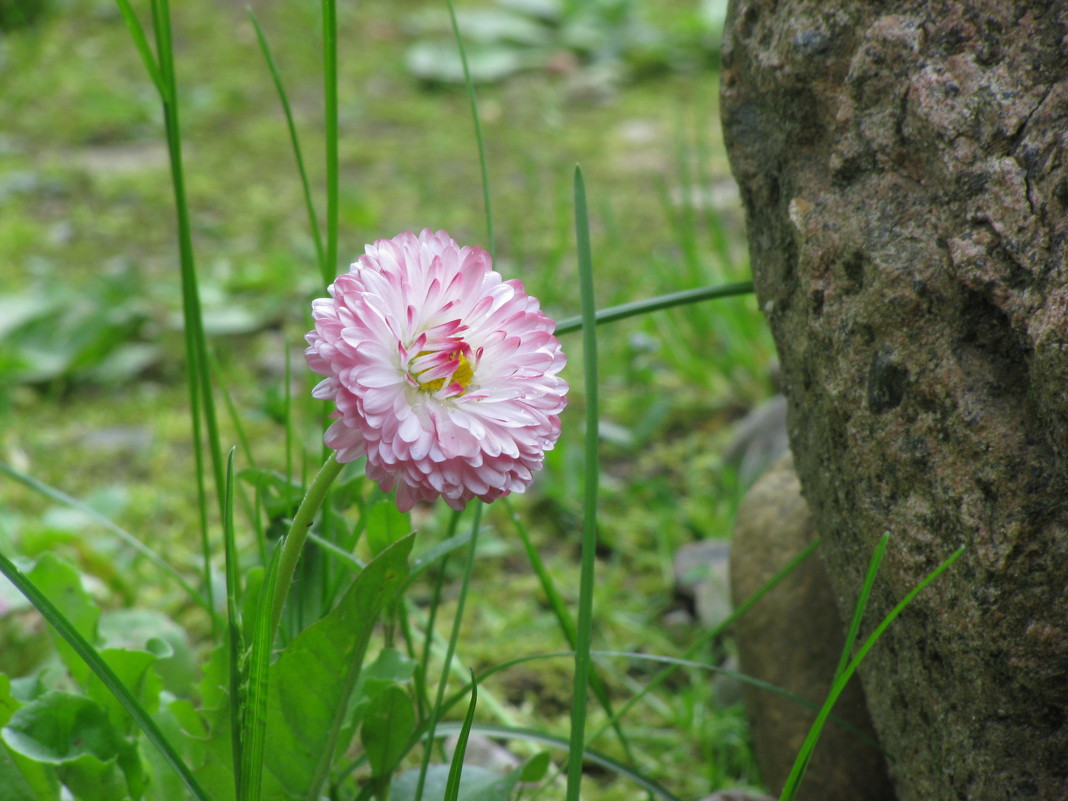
414,350 -> 474,395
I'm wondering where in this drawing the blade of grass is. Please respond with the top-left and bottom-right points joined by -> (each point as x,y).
113,0 -> 166,99
446,0 -> 494,253
240,538 -> 281,801
553,281 -> 754,335
443,669 -> 479,801
323,0 -> 338,279
779,544 -> 966,801
137,0 -> 226,624
782,533 -> 888,792
835,532 -> 889,680
0,463 -> 207,609
414,502 -> 483,801
566,165 -> 599,801
0,551 -> 212,801
248,9 -> 328,285
222,449 -> 245,800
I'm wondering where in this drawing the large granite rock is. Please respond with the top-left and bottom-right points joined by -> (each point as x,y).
721,1 -> 1068,798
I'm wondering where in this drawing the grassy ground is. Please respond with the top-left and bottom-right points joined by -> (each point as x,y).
0,1 -> 778,799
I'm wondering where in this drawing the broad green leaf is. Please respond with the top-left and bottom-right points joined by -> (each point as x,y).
365,499 -> 409,557
361,685 -> 415,779
26,555 -> 100,687
2,690 -> 143,799
3,691 -> 123,765
0,675 -> 58,801
263,533 -> 414,800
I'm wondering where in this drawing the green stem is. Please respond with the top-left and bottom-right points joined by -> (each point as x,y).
553,280 -> 753,336
268,453 -> 344,642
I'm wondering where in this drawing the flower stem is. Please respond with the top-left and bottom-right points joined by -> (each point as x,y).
268,452 -> 344,643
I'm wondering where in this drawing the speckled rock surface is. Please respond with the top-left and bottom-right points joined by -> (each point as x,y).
720,1 -> 1068,798
730,453 -> 893,801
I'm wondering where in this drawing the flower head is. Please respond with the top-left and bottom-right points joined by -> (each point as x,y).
305,229 -> 568,512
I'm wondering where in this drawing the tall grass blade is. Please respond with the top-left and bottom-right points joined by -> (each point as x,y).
130,0 -> 227,623
446,0 -> 494,253
323,0 -> 339,278
443,670 -> 478,801
779,544 -> 966,801
222,449 -> 245,799
566,165 -> 599,801
248,10 -> 329,285
240,541 -> 280,801
113,0 -> 166,99
553,281 -> 754,335
0,551 -> 212,801
834,532 -> 889,680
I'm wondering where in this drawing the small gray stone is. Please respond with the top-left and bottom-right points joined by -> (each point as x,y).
699,790 -> 775,801
729,452 -> 894,801
723,394 -> 788,488
674,539 -> 732,629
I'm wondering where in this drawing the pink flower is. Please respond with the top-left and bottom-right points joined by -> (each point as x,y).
305,229 -> 568,512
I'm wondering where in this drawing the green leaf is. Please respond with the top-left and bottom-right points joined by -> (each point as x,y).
518,751 -> 550,782
0,675 -> 58,801
263,534 -> 414,800
365,499 -> 409,558
58,752 -> 133,801
2,690 -> 143,800
0,553 -> 209,801
25,555 -> 100,687
361,685 -> 415,779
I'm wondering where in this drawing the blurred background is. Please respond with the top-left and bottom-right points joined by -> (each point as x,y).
0,1 -> 780,797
